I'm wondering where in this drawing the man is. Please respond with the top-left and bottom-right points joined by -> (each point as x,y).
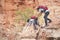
37,5 -> 52,26
27,16 -> 40,30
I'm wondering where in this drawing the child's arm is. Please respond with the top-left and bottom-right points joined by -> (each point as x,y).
27,19 -> 30,22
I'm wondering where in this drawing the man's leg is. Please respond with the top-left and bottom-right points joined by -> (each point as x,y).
44,16 -> 48,26
47,18 -> 52,23
44,12 -> 49,26
45,10 -> 52,23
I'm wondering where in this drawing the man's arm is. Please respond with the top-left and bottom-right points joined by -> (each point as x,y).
37,12 -> 42,17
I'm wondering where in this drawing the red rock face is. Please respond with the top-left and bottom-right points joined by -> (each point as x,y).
0,0 -> 60,28
0,0 -> 60,40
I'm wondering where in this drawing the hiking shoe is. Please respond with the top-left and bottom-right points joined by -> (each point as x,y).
48,20 -> 52,23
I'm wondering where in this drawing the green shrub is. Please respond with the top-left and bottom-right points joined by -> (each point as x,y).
15,8 -> 34,22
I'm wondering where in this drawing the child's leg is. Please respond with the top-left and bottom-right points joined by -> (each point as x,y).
33,23 -> 37,30
28,21 -> 32,26
33,20 -> 39,30
36,21 -> 40,27
26,21 -> 32,27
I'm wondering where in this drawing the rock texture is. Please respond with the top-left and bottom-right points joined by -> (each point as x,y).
0,0 -> 60,40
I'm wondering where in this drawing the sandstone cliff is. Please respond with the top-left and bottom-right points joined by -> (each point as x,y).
0,0 -> 60,40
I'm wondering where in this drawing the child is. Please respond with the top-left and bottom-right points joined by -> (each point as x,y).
27,16 -> 40,30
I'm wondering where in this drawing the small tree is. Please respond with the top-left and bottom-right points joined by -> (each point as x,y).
15,8 -> 34,23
